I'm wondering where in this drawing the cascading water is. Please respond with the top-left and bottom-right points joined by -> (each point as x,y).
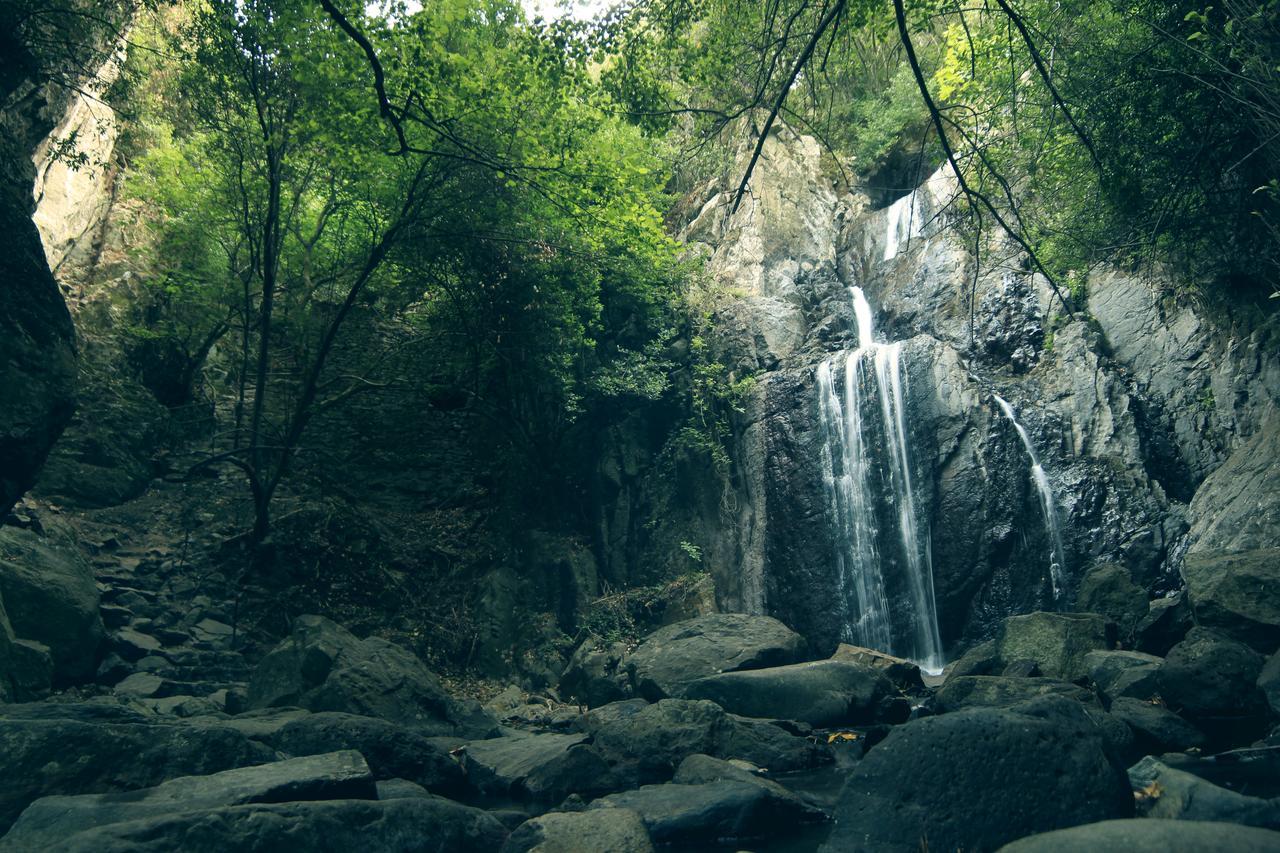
883,189 -> 924,261
992,394 -> 1067,599
816,287 -> 944,673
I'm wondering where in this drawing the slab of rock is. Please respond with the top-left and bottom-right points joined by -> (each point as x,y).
996,612 -> 1111,681
111,627 -> 163,662
1076,562 -> 1148,641
460,732 -> 589,798
1182,549 -> 1280,654
997,819 -> 1280,852
2,751 -> 376,849
502,808 -> 654,853
934,675 -> 1095,712
624,614 -> 805,700
1085,650 -> 1162,702
819,701 -> 1132,852
1108,698 -> 1204,754
1157,626 -> 1268,744
1128,756 -> 1280,828
46,796 -> 508,853
246,615 -> 497,737
683,659 -> 900,727
829,643 -> 924,690
1135,593 -> 1193,656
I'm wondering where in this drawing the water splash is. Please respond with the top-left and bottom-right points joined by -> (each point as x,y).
883,190 -> 924,261
816,287 -> 944,673
992,393 -> 1067,599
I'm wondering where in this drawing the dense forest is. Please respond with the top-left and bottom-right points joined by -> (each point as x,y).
0,0 -> 1277,850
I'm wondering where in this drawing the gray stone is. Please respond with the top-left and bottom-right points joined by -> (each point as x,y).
1076,562 -> 1148,640
559,638 -> 632,707
8,639 -> 52,701
624,614 -> 805,700
1158,626 -> 1268,744
996,612 -> 1111,681
460,731 -> 589,798
1085,650 -> 1163,702
1185,420 -> 1280,556
2,751 -> 376,850
1129,757 -> 1280,828
111,627 -> 163,662
997,819 -> 1280,852
1182,549 -> 1280,654
1108,698 -> 1204,754
502,808 -> 654,853
829,643 -> 924,690
682,659 -> 900,726
1260,650 -> 1280,716
1135,593 -> 1193,656
934,675 -> 1096,713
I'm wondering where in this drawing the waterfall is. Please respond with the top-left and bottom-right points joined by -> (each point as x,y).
992,394 -> 1067,599
816,287 -> 944,673
883,190 -> 924,261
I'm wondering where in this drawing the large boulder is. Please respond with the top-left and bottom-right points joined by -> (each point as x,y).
1184,419 -> 1280,556
998,819 -> 1280,852
1157,626 -> 1268,744
1134,593 -> 1193,656
42,796 -> 508,853
502,809 -> 654,853
0,524 -> 104,683
623,614 -> 805,700
934,675 -> 1095,713
0,712 -> 275,831
2,751 -> 376,850
1108,698 -> 1204,754
995,612 -> 1111,681
458,731 -> 620,804
1085,650 -> 1163,703
819,701 -> 1132,852
682,660 -> 901,727
1260,650 -> 1280,716
1076,562 -> 1148,640
559,637 -> 631,707
1128,756 -> 1280,828
1182,549 -> 1280,654
267,712 -> 464,797
246,615 -> 497,737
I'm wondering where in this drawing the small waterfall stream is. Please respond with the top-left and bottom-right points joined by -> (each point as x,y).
883,190 -> 924,261
817,287 -> 944,673
992,394 -> 1067,599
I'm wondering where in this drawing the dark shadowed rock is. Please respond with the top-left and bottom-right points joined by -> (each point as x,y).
819,702 -> 1132,852
997,819 -> 1280,852
46,796 -> 508,853
1182,549 -> 1280,654
1260,650 -> 1280,716
559,638 -> 632,707
1135,593 -> 1193,656
1158,626 -> 1268,745
1076,562 -> 1148,640
246,615 -> 497,737
683,660 -> 900,727
1,751 -> 376,850
459,731 -> 616,803
624,614 -> 805,700
502,808 -> 654,853
1128,757 -> 1280,828
268,712 -> 464,797
934,675 -> 1095,712
1086,650 -> 1162,702
829,644 -> 924,690
1108,697 -> 1204,754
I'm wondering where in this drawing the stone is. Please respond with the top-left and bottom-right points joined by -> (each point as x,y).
682,659 -> 901,727
1108,698 -> 1204,754
0,525 -> 104,682
8,639 -> 53,701
374,779 -> 433,800
1184,420 -> 1280,556
996,612 -> 1111,681
268,712 -> 465,797
997,819 -> 1280,852
2,751 -> 376,849
1076,562 -> 1148,640
113,671 -> 165,699
1157,627 -> 1268,745
190,618 -> 234,647
672,753 -> 821,813
459,732 -> 589,799
623,614 -> 805,700
934,675 -> 1096,712
1085,650 -> 1163,702
1135,593 -> 1193,656
246,615 -> 497,737
0,715 -> 275,831
820,702 -> 1132,853
1260,650 -> 1280,716
559,637 -> 631,707
111,627 -> 163,662
829,643 -> 924,690
1182,549 -> 1280,654
589,779 -> 825,846
1128,757 -> 1280,828
44,796 -> 509,853
502,808 -> 654,853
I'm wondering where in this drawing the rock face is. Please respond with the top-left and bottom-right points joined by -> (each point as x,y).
820,701 -> 1132,852
623,614 -> 806,700
683,659 -> 900,726
245,615 -> 497,737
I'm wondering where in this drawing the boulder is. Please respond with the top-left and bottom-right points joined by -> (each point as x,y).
1182,549 -> 1280,654
1157,627 -> 1268,744
1085,650 -> 1163,702
1135,593 -> 1193,656
459,731 -> 621,803
1128,756 -> 1280,828
44,796 -> 508,853
996,612 -> 1111,681
829,644 -> 924,690
934,675 -> 1096,713
7,639 -> 53,701
623,614 -> 805,700
673,753 -> 821,812
1076,562 -> 1148,640
589,779 -> 825,846
819,702 -> 1132,852
502,809 -> 654,853
246,615 -> 497,737
1154,747 -> 1280,799
0,525 -> 104,682
997,819 -> 1280,852
558,638 -> 631,707
0,715 -> 275,831
2,751 -> 376,850
1108,698 -> 1204,754
1260,650 -> 1280,716
682,660 -> 901,727
268,712 -> 465,797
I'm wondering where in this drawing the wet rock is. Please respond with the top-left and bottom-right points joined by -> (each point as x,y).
246,614 -> 497,737
269,712 -> 465,797
624,614 -> 805,700
1157,627 -> 1268,745
997,819 -> 1280,852
2,751 -> 376,850
1128,756 -> 1280,828
820,702 -> 1132,852
934,675 -> 1096,713
996,612 -> 1111,681
0,525 -> 104,682
829,643 -> 924,690
1182,549 -> 1280,654
1076,562 -> 1148,641
1108,698 -> 1204,754
559,637 -> 631,707
502,808 -> 654,853
682,659 -> 901,727
1085,650 -> 1163,703
1135,593 -> 1193,656
44,796 -> 508,853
